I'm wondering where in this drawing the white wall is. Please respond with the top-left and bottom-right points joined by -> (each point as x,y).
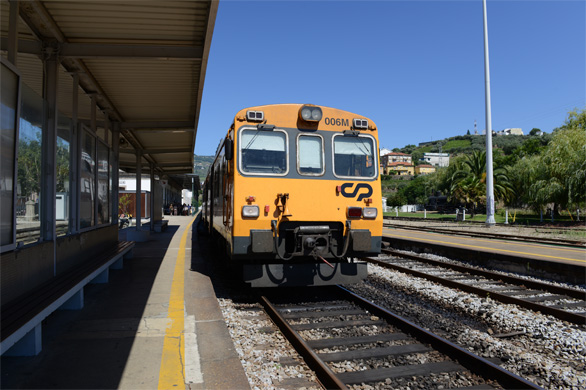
119,178 -> 151,191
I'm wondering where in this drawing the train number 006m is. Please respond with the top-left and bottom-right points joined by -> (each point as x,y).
324,117 -> 349,127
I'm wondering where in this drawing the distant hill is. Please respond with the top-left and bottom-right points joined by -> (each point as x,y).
392,133 -> 548,165
193,155 -> 214,181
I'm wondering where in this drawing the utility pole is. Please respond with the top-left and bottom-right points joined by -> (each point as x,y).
482,0 -> 496,226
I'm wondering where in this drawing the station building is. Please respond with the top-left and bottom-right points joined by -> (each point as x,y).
1,0 -> 216,356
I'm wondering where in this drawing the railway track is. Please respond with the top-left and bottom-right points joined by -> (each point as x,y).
383,221 -> 586,248
260,287 -> 541,389
368,248 -> 586,325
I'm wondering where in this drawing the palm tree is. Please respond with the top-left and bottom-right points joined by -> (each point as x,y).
448,151 -> 513,215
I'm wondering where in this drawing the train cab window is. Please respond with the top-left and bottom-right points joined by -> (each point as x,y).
239,129 -> 288,175
297,134 -> 324,176
333,135 -> 377,178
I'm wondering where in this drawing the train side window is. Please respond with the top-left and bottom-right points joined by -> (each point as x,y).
297,134 -> 324,176
332,135 -> 377,179
239,129 -> 288,175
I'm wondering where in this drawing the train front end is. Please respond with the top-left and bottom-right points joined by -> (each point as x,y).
231,104 -> 382,287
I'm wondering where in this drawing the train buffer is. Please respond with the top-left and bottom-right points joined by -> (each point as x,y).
0,241 -> 135,356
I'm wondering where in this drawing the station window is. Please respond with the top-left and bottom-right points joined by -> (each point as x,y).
297,134 -> 324,176
56,114 -> 72,235
97,141 -> 109,225
80,130 -> 96,229
16,83 -> 44,245
1,61 -> 18,251
239,129 -> 288,175
333,135 -> 377,179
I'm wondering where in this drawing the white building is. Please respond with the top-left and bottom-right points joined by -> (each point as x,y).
119,172 -> 184,208
380,147 -> 392,156
421,153 -> 450,167
496,128 -> 523,136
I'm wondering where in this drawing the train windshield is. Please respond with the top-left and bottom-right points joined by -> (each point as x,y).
297,134 -> 324,175
333,135 -> 376,178
240,129 -> 288,175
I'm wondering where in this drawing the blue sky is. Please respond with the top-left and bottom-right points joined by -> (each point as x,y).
195,0 -> 585,155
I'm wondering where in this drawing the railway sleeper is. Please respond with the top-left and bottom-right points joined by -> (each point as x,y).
317,343 -> 430,362
336,360 -> 464,385
292,319 -> 386,331
307,333 -> 410,349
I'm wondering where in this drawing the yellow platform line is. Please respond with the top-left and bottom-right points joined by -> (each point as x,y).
384,227 -> 586,254
158,217 -> 195,389
385,232 -> 586,265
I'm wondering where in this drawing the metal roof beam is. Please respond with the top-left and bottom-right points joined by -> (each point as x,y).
59,43 -> 203,59
1,39 -> 203,60
0,38 -> 40,55
122,121 -> 194,130
143,148 -> 192,154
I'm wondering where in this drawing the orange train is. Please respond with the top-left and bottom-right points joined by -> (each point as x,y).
201,104 -> 382,287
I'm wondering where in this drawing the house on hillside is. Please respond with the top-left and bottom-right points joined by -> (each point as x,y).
379,147 -> 392,156
420,152 -> 450,167
381,151 -> 412,164
381,152 -> 414,175
385,161 -> 414,176
496,128 -> 524,136
415,164 -> 436,175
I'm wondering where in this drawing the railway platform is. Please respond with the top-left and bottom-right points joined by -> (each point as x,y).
383,225 -> 586,285
1,215 -> 250,390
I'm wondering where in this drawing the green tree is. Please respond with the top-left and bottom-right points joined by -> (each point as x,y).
17,137 -> 42,199
56,139 -> 70,193
119,193 -> 132,215
386,192 -> 407,209
530,110 -> 586,212
445,151 -> 513,215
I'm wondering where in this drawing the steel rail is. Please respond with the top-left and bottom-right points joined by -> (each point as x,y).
368,250 -> 586,324
259,295 -> 347,390
382,248 -> 586,299
337,286 -> 543,390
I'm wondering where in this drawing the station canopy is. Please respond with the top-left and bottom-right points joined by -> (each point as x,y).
1,0 -> 217,188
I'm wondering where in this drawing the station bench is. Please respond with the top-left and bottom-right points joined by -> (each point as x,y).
154,219 -> 169,232
0,241 -> 135,356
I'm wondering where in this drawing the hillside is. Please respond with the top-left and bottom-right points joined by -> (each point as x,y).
193,155 -> 214,180
393,133 -> 550,165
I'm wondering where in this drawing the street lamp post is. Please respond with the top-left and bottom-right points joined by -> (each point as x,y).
482,0 -> 496,226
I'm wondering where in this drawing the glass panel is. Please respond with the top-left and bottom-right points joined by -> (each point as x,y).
97,142 -> 109,225
80,130 -> 95,228
56,115 -> 71,235
1,63 -> 18,248
16,83 -> 44,245
333,136 -> 376,178
108,150 -> 112,223
240,130 -> 287,174
96,127 -> 106,143
298,135 -> 324,175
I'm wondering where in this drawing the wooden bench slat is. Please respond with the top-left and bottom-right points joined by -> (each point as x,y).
1,241 -> 134,342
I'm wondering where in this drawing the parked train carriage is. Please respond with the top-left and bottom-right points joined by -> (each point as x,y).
202,104 -> 382,287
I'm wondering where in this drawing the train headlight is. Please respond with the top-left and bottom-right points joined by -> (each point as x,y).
247,110 -> 264,122
347,207 -> 362,218
362,207 -> 378,219
353,118 -> 368,129
242,205 -> 259,218
299,105 -> 322,122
